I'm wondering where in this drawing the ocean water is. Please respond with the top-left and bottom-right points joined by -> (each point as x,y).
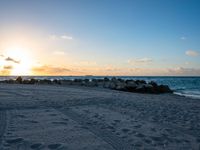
0,76 -> 200,99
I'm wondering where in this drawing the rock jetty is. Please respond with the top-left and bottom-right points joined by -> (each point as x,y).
0,76 -> 173,94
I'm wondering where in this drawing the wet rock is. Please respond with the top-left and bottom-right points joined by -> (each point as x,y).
115,82 -> 126,90
103,82 -> 111,88
104,77 -> 110,82
16,76 -> 22,84
39,79 -> 52,84
135,84 -> 146,93
109,82 -> 116,89
53,79 -> 61,85
157,85 -> 173,93
135,80 -> 146,84
22,80 -> 30,84
149,81 -> 158,87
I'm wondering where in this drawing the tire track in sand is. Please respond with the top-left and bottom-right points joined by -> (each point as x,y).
0,110 -> 6,150
57,108 -> 133,150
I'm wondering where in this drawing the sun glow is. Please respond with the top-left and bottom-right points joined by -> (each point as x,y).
4,47 -> 33,75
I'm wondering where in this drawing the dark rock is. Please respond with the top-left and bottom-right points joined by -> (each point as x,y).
60,80 -> 71,85
109,82 -> 116,89
53,79 -> 61,85
86,81 -> 98,87
115,82 -> 126,90
135,80 -> 146,84
16,76 -> 22,84
103,81 -> 110,88
6,79 -> 15,84
111,77 -> 117,82
74,79 -> 82,82
126,81 -> 137,88
22,80 -> 30,84
135,84 -> 146,93
149,81 -> 158,87
157,85 -> 173,93
39,79 -> 52,84
104,77 -> 110,82
29,78 -> 37,84
84,79 -> 89,82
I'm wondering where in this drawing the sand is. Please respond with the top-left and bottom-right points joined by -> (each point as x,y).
0,83 -> 200,150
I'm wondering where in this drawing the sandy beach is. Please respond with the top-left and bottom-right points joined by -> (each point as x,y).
0,83 -> 200,150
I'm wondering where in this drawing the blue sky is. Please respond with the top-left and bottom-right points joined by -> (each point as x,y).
0,0 -> 200,75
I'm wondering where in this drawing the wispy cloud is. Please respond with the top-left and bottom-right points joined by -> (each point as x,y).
167,67 -> 200,76
52,51 -> 66,55
0,69 -> 11,75
3,65 -> 13,70
49,34 -> 73,40
180,36 -> 187,40
185,50 -> 199,57
61,35 -> 73,40
78,61 -> 97,66
5,57 -> 20,64
31,65 -> 71,75
128,57 -> 153,65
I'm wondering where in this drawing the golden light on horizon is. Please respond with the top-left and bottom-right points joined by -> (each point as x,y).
4,47 -> 33,75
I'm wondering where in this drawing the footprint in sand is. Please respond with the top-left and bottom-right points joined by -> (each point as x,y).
114,119 -> 121,123
150,136 -> 164,142
49,114 -> 57,116
121,128 -> 130,133
134,125 -> 142,128
144,138 -> 152,144
6,138 -> 24,144
48,143 -> 62,149
30,143 -> 44,149
15,114 -> 26,118
62,118 -> 69,121
28,120 -> 38,123
52,121 -> 67,125
135,133 -> 145,138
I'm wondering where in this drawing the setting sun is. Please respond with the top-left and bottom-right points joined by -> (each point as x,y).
4,47 -> 33,75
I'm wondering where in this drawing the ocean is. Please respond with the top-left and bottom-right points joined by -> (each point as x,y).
0,76 -> 200,99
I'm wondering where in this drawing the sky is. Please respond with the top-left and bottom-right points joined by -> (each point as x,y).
0,0 -> 200,76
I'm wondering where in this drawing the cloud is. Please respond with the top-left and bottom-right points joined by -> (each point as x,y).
3,65 -> 13,70
53,51 -> 66,55
61,35 -> 73,40
167,67 -> 200,76
128,57 -> 153,65
135,58 -> 153,63
0,54 -> 4,57
78,61 -> 97,66
185,50 -> 199,57
0,69 -> 11,75
31,65 -> 71,75
49,35 -> 58,40
49,34 -> 73,40
180,36 -> 187,40
5,57 -> 20,64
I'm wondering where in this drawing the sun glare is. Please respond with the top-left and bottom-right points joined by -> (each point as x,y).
5,47 -> 33,75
